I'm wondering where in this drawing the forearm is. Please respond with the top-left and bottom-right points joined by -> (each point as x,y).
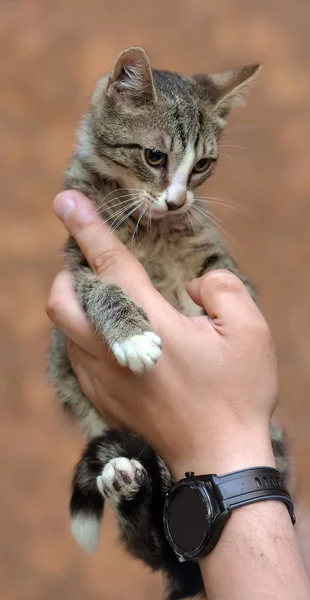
168,431 -> 310,600
200,501 -> 310,600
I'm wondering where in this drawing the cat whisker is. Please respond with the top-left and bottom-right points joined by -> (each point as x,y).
190,207 -> 206,230
147,204 -> 154,237
186,208 -> 198,235
196,195 -> 249,211
73,191 -> 142,235
85,202 -> 141,249
103,196 -> 142,221
184,212 -> 192,234
147,206 -> 151,236
98,188 -> 140,210
109,205 -> 143,235
220,153 -> 236,167
81,199 -> 142,253
206,202 -> 250,218
106,198 -> 142,228
109,201 -> 143,234
194,204 -> 226,227
95,191 -> 142,213
131,203 -> 148,248
193,205 -> 240,249
195,197 -> 251,217
93,194 -> 142,218
105,200 -> 141,225
220,143 -> 247,151
94,187 -> 140,212
190,204 -> 210,224
216,124 -> 258,141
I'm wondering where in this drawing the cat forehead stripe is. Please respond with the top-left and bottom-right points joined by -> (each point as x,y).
170,145 -> 195,186
173,105 -> 188,150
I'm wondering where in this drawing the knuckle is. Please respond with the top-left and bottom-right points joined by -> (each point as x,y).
46,271 -> 71,321
46,289 -> 67,323
92,249 -> 121,275
205,269 -> 245,293
46,298 -> 62,322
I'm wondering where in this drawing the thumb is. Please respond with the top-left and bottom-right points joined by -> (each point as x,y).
187,270 -> 257,321
53,190 -> 136,276
53,190 -> 171,317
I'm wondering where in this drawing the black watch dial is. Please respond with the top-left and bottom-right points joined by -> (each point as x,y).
164,481 -> 214,558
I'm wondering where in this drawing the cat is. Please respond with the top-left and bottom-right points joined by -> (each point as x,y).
48,47 -> 289,599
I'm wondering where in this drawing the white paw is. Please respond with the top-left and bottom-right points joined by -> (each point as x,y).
111,331 -> 162,373
96,457 -> 147,506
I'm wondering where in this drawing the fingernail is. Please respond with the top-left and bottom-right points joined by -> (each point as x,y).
53,194 -> 75,222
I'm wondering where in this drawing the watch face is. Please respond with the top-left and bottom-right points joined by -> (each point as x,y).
165,482 -> 213,555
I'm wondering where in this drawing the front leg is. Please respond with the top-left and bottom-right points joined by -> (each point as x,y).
73,266 -> 162,373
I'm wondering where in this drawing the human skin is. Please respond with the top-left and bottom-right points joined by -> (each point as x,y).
47,191 -> 310,599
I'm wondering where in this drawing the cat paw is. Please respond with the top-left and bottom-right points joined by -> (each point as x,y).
97,457 -> 147,506
111,331 -> 162,373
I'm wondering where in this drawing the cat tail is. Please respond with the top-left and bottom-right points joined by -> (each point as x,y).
69,442 -> 105,553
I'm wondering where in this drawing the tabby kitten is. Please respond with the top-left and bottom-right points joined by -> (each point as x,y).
49,48 -> 288,600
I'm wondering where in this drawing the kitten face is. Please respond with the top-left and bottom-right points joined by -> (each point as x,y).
82,48 -> 260,219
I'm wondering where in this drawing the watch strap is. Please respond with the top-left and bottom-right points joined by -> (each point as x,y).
208,466 -> 295,524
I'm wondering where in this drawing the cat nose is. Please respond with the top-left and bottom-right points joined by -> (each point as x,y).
166,200 -> 184,211
166,188 -> 187,211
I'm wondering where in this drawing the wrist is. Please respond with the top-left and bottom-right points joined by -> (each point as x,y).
169,427 -> 276,481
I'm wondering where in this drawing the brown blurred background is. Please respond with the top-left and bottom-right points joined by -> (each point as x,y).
1,1 -> 310,598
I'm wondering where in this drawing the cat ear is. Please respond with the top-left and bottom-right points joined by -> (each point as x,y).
194,64 -> 261,117
107,47 -> 156,105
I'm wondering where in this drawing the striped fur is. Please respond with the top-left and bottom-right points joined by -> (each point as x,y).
48,48 -> 288,600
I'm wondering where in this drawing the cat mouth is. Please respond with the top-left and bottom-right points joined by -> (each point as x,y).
140,204 -> 189,220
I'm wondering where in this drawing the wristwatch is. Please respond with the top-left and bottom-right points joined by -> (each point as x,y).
163,467 -> 295,562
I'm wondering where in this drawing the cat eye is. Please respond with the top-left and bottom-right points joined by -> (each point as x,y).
192,158 -> 212,174
145,149 -> 167,168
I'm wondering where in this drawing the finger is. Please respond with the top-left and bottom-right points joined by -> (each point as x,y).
187,270 -> 261,324
53,190 -> 173,318
67,339 -> 97,393
67,340 -> 118,428
46,270 -> 100,355
53,190 -> 142,279
186,277 -> 205,307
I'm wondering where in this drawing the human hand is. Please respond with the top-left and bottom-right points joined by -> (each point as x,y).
47,191 -> 278,479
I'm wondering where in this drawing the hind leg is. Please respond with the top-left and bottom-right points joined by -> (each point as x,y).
69,434 -> 148,553
84,431 -> 172,568
70,431 -> 167,565
70,431 -> 204,599
71,432 -> 169,563
96,454 -> 167,567
97,454 -> 204,599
